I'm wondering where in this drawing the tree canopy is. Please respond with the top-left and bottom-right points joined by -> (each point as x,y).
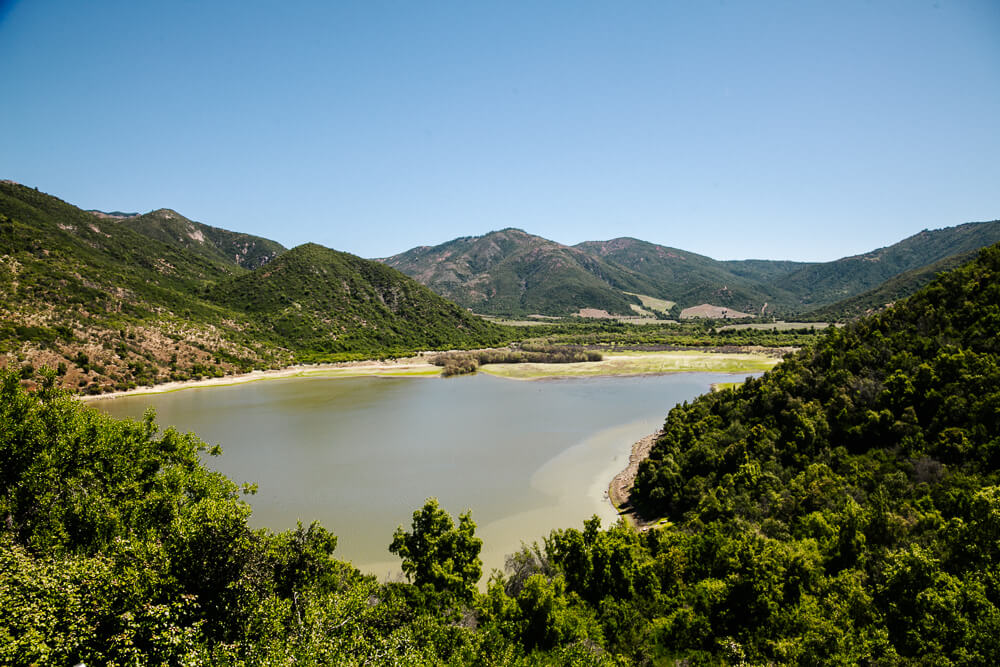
390,498 -> 483,602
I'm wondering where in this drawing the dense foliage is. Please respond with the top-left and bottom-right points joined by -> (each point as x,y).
623,242 -> 1000,662
210,243 -> 506,359
432,344 -> 603,376
0,370 -> 609,664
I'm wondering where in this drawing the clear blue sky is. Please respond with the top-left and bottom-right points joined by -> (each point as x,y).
1,1 -> 998,261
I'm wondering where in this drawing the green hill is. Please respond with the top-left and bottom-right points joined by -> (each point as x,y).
576,237 -> 805,314
0,180 -> 285,391
382,228 -> 653,316
0,182 -> 503,392
576,227 -> 1000,316
210,242 -> 506,358
623,242 -> 1000,662
123,208 -> 286,270
802,249 -> 979,321
778,220 -> 1000,309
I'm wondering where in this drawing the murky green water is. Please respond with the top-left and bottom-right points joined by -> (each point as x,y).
96,372 -> 750,577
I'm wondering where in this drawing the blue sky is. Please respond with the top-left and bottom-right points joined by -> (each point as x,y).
1,1 -> 998,261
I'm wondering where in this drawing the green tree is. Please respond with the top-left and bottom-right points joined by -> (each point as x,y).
389,498 -> 482,601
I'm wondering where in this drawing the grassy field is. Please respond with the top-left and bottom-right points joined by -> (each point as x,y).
711,381 -> 745,392
479,350 -> 781,379
623,292 -> 676,314
717,321 -> 833,331
299,365 -> 441,378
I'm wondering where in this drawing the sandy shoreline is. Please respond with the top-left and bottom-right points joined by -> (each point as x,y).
78,355 -> 439,402
607,429 -> 663,529
80,349 -> 776,402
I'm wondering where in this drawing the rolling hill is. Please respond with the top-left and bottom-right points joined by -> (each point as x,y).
381,228 -> 659,316
0,181 -> 503,392
801,249 -> 980,321
575,237 -> 805,314
210,242 -> 505,357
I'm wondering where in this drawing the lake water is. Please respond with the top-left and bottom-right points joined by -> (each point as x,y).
96,371 -> 750,578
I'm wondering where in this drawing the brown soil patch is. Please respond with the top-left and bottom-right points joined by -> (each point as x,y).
576,308 -> 614,319
679,303 -> 752,319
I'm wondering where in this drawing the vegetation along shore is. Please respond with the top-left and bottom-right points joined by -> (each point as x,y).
79,347 -> 777,401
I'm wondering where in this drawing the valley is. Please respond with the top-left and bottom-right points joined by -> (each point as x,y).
4,179 -> 1000,664
3,180 -> 995,397
5,3 -> 998,662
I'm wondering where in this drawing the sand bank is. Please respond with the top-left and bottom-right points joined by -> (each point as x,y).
607,429 -> 664,530
79,355 -> 440,402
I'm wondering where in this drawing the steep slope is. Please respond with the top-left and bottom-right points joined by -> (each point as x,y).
625,242 -> 1000,662
123,208 -> 285,270
383,228 -> 652,316
0,182 -> 296,390
210,243 -> 505,357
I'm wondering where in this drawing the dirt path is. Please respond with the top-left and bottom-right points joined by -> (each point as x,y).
608,429 -> 663,529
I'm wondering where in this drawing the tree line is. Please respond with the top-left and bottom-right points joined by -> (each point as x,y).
432,344 -> 603,377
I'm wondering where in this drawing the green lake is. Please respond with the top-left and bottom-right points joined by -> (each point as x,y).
96,372 -> 752,578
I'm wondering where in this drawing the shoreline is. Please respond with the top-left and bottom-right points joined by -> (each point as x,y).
78,355 -> 440,402
82,351 -> 725,536
79,349 -> 777,402
607,428 -> 664,530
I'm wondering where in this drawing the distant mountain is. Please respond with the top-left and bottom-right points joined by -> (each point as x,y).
382,228 -> 659,316
122,208 -> 286,270
574,237 -> 804,314
210,243 -> 504,356
0,182 -> 502,392
385,222 -> 1000,318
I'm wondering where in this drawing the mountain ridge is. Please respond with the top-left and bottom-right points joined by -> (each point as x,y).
0,182 -> 503,392
122,208 -> 286,270
384,221 -> 1000,317
381,227 -> 657,316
